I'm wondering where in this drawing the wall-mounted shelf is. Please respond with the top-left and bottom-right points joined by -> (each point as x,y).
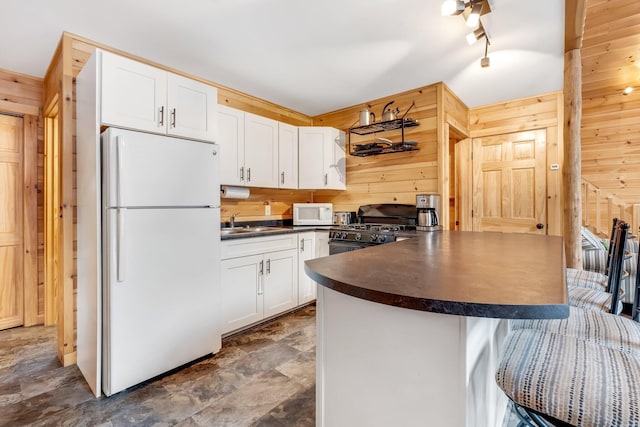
348,116 -> 420,157
350,117 -> 419,135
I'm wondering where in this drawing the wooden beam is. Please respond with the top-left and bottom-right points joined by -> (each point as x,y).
565,0 -> 588,52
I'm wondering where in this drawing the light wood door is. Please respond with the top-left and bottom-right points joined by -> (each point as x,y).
455,138 -> 472,231
0,114 -> 24,330
472,129 -> 547,234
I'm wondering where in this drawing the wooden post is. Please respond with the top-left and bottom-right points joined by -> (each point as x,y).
563,48 -> 583,268
563,0 -> 586,269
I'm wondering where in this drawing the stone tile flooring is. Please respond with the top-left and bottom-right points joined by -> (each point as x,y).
0,304 -> 316,427
0,303 -> 520,426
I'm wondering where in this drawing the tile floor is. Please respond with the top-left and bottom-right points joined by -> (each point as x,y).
0,305 -> 316,427
0,303 -> 518,426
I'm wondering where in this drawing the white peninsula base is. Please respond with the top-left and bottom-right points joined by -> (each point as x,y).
316,286 -> 509,427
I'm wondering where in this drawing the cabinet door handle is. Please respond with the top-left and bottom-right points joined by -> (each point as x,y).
324,173 -> 328,186
159,106 -> 165,127
258,260 -> 264,295
247,168 -> 251,182
300,239 -> 305,252
266,259 -> 271,274
170,108 -> 176,128
240,167 -> 245,181
281,171 -> 285,184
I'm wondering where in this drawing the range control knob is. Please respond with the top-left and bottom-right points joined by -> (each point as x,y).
341,232 -> 349,239
370,234 -> 377,242
378,235 -> 386,243
355,233 -> 362,241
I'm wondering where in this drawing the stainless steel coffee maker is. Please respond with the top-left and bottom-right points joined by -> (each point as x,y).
416,194 -> 442,231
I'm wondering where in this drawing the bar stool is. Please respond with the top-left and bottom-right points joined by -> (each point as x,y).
496,328 -> 640,426
567,221 -> 629,315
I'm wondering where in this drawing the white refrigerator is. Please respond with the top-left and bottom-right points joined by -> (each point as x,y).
79,127 -> 222,397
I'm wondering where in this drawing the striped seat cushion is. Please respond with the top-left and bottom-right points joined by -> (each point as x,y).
581,227 -> 606,251
568,285 -> 623,314
511,306 -> 640,357
496,329 -> 640,427
566,267 -> 608,291
583,249 -> 637,304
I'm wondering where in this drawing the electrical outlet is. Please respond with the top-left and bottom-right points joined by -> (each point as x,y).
265,204 -> 271,215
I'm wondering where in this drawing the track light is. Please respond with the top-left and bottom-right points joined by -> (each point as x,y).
466,2 -> 483,27
466,25 -> 485,45
441,0 -> 465,15
481,37 -> 490,68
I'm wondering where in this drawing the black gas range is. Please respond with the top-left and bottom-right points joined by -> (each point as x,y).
328,204 -> 417,254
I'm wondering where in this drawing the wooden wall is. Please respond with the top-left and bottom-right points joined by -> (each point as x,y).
469,92 -> 564,236
581,0 -> 640,208
0,68 -> 45,325
312,84 -> 440,212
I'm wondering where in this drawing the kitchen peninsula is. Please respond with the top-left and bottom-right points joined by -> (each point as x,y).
305,231 -> 568,427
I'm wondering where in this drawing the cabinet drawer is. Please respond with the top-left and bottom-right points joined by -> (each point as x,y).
221,233 -> 298,259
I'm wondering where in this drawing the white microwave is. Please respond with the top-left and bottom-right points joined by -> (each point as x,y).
293,203 -> 333,226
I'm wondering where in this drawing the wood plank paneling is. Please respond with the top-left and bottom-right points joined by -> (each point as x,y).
312,85 -> 441,213
581,0 -> 640,209
469,92 -> 564,236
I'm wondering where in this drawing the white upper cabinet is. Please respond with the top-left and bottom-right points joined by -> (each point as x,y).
278,122 -> 298,189
100,50 -> 217,142
244,112 -> 279,188
101,52 -> 167,134
298,127 -> 346,190
166,73 -> 217,141
217,105 -> 245,186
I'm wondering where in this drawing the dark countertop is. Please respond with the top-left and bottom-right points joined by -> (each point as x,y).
220,225 -> 332,240
305,231 -> 569,319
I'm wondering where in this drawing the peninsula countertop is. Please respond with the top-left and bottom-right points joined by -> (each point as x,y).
305,230 -> 569,319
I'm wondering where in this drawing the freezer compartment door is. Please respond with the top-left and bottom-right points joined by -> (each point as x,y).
102,127 -> 220,208
103,207 -> 221,396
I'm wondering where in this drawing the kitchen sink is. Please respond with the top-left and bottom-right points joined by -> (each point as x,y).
220,226 -> 290,235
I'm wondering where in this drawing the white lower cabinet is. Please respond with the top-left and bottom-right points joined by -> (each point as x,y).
316,230 -> 330,258
298,232 -> 317,305
221,234 -> 298,334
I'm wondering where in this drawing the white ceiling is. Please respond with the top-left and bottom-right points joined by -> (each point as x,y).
1,0 -> 564,116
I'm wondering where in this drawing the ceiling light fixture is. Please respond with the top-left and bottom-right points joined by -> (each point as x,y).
623,86 -> 634,95
442,0 -> 493,68
465,2 -> 483,27
441,0 -> 465,16
481,37 -> 490,68
466,23 -> 486,46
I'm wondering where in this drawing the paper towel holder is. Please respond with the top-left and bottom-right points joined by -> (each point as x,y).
220,185 -> 250,199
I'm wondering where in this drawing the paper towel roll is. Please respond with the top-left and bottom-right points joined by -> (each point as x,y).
221,185 -> 250,199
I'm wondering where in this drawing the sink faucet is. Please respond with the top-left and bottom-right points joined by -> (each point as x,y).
230,212 -> 240,228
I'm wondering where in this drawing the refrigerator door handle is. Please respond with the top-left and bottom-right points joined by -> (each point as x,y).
117,208 -> 127,282
116,135 -> 126,207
